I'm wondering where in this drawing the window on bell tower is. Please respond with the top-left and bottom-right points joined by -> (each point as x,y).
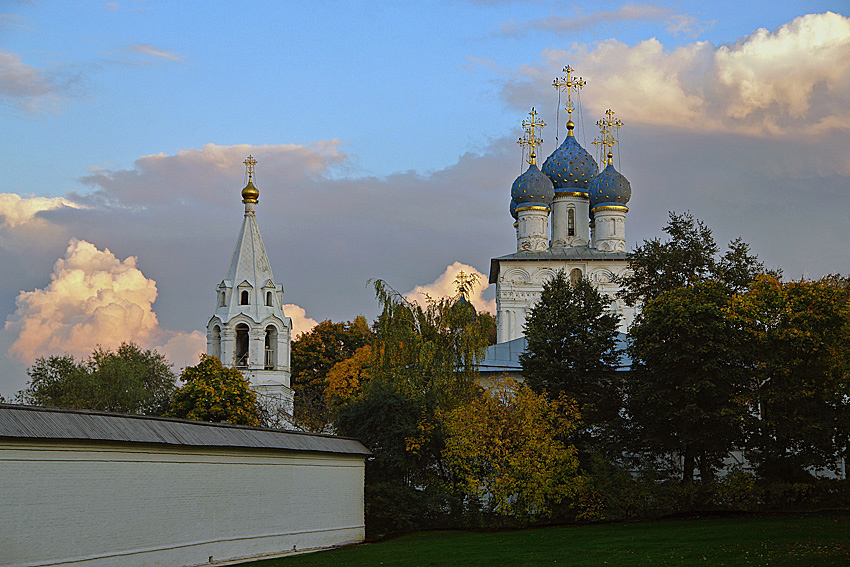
568,208 -> 575,236
240,290 -> 249,305
266,291 -> 273,306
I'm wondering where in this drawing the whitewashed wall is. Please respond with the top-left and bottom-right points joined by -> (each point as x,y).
1,440 -> 365,567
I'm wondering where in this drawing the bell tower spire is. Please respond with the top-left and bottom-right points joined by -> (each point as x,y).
207,156 -> 294,425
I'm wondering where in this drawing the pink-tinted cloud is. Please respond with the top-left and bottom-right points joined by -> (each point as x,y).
510,12 -> 850,137
283,304 -> 319,339
405,261 -> 496,314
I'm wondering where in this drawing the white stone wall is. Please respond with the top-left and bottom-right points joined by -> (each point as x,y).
1,440 -> 365,567
496,260 -> 635,343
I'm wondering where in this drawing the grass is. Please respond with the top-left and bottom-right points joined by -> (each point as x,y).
240,511 -> 850,567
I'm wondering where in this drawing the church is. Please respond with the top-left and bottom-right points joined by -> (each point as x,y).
483,67 -> 635,375
206,156 -> 295,421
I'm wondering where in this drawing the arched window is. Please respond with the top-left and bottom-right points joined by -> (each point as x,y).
240,290 -> 249,305
568,208 -> 575,236
211,325 -> 221,360
570,268 -> 582,285
235,324 -> 249,367
219,291 -> 226,307
266,291 -> 273,307
264,325 -> 278,370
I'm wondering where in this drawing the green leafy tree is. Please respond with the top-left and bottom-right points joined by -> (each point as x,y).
623,280 -> 752,482
520,270 -> 621,428
369,278 -> 490,410
442,380 -> 585,523
17,343 -> 175,415
732,274 -> 850,480
618,211 -> 766,306
168,354 -> 260,426
290,316 -> 372,431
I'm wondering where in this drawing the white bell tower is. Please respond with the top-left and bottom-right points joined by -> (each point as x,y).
207,155 -> 294,419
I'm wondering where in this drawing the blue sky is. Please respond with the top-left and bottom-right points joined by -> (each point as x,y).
1,1 -> 849,396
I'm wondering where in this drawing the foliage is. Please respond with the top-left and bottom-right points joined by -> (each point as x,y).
441,380 -> 585,523
290,316 -> 372,431
17,342 -> 176,415
168,354 -> 260,426
326,344 -> 372,412
618,211 -> 765,306
731,274 -> 850,480
369,279 -> 491,411
520,270 -> 621,428
623,280 -> 752,482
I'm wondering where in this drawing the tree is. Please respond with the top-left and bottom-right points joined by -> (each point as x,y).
168,354 -> 260,426
623,280 -> 752,482
17,343 -> 176,415
618,211 -> 766,306
326,344 -> 372,413
732,274 -> 850,480
519,270 -> 621,428
441,380 -> 585,522
290,316 -> 372,431
369,278 -> 491,411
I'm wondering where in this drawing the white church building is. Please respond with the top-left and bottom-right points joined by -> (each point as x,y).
483,70 -> 635,374
206,156 -> 295,417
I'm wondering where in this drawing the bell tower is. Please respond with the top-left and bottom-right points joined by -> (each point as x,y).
207,155 -> 294,418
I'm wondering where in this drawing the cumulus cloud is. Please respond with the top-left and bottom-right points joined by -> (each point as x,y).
500,5 -> 713,39
5,239 -> 203,370
283,304 -> 319,339
405,262 -> 496,314
510,12 -> 850,137
0,49 -> 65,111
0,193 -> 81,228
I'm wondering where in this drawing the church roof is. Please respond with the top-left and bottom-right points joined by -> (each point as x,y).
489,248 -> 627,283
226,210 -> 275,289
0,404 -> 371,456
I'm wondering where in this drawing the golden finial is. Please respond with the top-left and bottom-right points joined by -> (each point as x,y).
592,109 -> 624,165
517,107 -> 546,165
241,155 -> 259,204
553,65 -> 586,137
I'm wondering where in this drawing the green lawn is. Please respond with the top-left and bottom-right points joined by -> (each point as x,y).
242,511 -> 850,567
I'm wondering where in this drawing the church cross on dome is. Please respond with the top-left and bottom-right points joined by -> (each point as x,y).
517,107 -> 546,165
593,108 -> 624,166
243,155 -> 257,181
553,65 -> 586,138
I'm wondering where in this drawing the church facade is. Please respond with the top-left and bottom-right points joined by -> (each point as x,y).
489,72 -> 636,346
206,156 -> 294,416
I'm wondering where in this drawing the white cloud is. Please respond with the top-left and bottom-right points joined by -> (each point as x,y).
5,239 -> 204,371
6,240 -> 161,363
513,12 -> 850,137
0,193 -> 81,228
283,304 -> 318,339
405,261 -> 496,314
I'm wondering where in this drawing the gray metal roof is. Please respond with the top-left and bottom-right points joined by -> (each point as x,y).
489,248 -> 628,283
0,404 -> 370,456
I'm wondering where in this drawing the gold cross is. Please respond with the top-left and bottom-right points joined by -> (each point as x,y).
593,109 -> 624,165
517,107 -> 546,165
243,155 -> 257,180
552,65 -> 587,137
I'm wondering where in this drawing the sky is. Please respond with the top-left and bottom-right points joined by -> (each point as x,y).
1,0 -> 849,397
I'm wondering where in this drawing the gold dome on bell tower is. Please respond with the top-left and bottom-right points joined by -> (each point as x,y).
241,155 -> 259,203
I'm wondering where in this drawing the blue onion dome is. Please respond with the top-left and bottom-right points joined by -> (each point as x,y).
541,135 -> 599,193
509,199 -> 518,220
590,162 -> 631,209
511,163 -> 554,207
